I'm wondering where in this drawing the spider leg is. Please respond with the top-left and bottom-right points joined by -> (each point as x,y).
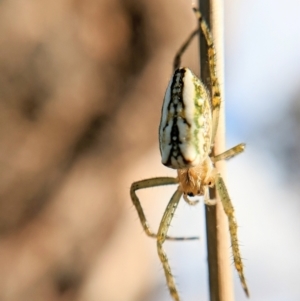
193,6 -> 221,145
215,174 -> 250,297
173,28 -> 199,71
130,177 -> 198,241
212,143 -> 245,163
157,188 -> 183,301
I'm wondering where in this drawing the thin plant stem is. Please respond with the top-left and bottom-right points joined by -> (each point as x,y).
197,0 -> 235,300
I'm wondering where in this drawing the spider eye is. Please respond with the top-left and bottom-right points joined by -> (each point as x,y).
207,181 -> 214,187
187,192 -> 194,197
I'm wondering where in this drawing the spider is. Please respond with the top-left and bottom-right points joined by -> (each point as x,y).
130,6 -> 249,301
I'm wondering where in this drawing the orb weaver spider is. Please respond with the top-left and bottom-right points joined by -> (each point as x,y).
130,6 -> 249,301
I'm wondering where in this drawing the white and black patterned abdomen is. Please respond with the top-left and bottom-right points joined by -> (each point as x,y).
159,68 -> 212,169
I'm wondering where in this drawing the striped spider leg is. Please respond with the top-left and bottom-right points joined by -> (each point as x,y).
130,6 -> 249,301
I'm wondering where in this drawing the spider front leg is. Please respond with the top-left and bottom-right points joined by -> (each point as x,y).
130,177 -> 198,241
157,188 -> 183,301
215,174 -> 250,297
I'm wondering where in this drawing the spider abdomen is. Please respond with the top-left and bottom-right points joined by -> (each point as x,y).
159,68 -> 212,169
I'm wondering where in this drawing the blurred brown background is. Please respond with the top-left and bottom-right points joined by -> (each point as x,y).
0,0 -> 200,300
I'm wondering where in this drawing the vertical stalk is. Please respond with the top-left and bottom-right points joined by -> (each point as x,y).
197,0 -> 235,300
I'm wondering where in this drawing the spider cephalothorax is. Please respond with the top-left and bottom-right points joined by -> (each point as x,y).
130,6 -> 249,301
177,157 -> 216,197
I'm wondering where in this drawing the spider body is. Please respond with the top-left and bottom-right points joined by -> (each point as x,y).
159,67 -> 212,169
130,6 -> 249,301
177,157 -> 216,196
